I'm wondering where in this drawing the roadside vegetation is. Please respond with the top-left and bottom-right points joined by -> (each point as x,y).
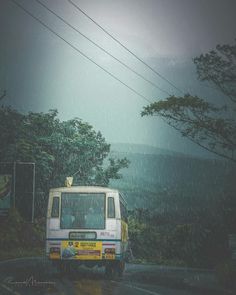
138,39 -> 236,288
127,191 -> 236,290
0,107 -> 129,219
0,208 -> 44,260
128,199 -> 233,268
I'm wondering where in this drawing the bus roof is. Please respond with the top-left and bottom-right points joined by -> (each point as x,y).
49,186 -> 119,194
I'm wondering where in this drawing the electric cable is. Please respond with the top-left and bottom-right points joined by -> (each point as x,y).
10,0 -> 153,104
68,0 -> 185,95
35,0 -> 171,96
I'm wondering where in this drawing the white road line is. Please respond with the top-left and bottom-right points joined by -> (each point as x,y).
0,283 -> 21,295
111,281 -> 162,295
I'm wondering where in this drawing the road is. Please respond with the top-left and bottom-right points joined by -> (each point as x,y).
0,257 -> 233,295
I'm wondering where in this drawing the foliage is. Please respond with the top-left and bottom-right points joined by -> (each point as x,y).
194,43 -> 236,101
142,40 -> 236,162
0,208 -> 44,250
216,260 -> 236,289
113,147 -> 235,269
128,193 -> 232,269
0,208 -> 45,260
0,107 -> 129,216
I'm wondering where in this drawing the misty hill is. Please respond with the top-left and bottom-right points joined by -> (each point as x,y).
109,143 -> 235,210
110,143 -> 180,156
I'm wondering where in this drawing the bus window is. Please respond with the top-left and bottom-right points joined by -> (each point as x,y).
61,193 -> 105,229
108,197 -> 115,218
51,197 -> 59,218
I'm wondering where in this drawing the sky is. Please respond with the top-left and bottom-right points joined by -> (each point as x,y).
1,0 -> 236,156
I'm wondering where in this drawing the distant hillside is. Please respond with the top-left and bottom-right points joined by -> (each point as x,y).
109,143 -> 235,210
111,143 -> 179,156
110,142 -> 216,158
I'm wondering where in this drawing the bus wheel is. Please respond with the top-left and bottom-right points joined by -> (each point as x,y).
105,261 -> 125,279
117,261 -> 125,277
105,262 -> 117,279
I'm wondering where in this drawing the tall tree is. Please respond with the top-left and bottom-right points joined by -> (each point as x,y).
142,40 -> 236,162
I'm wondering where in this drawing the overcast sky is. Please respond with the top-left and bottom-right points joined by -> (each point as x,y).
1,0 -> 236,156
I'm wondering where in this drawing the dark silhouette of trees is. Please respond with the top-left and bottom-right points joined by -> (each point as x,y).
142,40 -> 236,162
0,106 -> 129,215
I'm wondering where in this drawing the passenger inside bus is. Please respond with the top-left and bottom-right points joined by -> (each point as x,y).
73,210 -> 85,228
60,193 -> 105,229
61,208 -> 75,228
85,207 -> 104,229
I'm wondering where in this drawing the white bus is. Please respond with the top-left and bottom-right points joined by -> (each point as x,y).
46,186 -> 129,277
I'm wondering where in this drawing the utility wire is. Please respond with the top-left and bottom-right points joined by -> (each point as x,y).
35,0 -> 171,96
68,0 -> 185,95
10,0 -> 152,104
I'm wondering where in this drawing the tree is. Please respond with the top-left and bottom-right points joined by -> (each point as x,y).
0,106 -> 129,215
142,40 -> 236,162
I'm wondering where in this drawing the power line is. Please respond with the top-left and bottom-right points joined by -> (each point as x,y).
9,0 -> 152,104
35,0 -> 170,96
68,0 -> 185,95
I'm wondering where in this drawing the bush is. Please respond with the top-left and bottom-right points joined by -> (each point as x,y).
216,260 -> 236,289
0,208 -> 45,257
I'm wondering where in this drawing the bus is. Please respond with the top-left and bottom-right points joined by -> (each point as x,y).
46,186 -> 129,277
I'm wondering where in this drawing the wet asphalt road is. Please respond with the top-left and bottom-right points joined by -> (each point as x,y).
0,258 -> 232,295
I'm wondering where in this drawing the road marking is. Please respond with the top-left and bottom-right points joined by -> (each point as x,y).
0,283 -> 21,295
111,281 -> 162,295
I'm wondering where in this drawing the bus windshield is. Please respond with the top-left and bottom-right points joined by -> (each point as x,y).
61,193 -> 105,229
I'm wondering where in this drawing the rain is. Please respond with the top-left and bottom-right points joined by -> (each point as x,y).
0,0 -> 236,294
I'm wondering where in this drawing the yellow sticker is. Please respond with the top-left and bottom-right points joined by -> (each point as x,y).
121,221 -> 128,242
61,241 -> 102,260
